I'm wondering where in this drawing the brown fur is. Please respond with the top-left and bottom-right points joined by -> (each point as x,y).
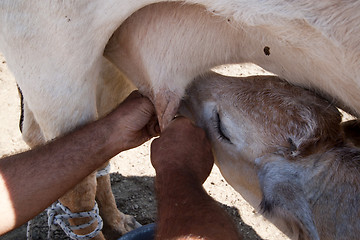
181,71 -> 360,240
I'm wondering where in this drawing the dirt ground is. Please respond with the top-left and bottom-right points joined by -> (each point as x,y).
0,53 -> 289,240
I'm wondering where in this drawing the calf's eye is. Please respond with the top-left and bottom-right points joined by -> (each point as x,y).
215,112 -> 232,143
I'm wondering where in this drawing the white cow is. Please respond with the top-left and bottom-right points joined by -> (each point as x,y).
105,1 -> 360,129
18,58 -> 138,240
1,1 -> 360,239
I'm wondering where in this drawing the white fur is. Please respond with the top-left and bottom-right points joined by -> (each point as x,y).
105,1 -> 360,128
1,0 -> 359,136
1,1 -> 360,238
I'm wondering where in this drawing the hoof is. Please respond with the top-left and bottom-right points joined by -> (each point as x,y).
103,213 -> 142,240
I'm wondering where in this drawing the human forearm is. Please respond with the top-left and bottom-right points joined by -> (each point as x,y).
0,116 -> 122,235
150,118 -> 242,239
155,171 -> 241,240
0,91 -> 157,235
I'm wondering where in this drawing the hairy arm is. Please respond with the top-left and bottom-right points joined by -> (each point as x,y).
0,91 -> 158,235
151,118 -> 242,240
155,172 -> 241,240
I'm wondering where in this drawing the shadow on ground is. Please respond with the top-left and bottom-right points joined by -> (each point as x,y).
0,173 -> 263,240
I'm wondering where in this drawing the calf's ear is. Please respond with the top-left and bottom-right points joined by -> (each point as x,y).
341,119 -> 360,147
256,153 -> 320,240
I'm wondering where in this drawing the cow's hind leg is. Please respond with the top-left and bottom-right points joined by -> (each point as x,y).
96,162 -> 141,240
19,80 -> 108,239
59,173 -> 106,240
20,58 -> 140,239
20,97 -> 107,239
95,58 -> 141,239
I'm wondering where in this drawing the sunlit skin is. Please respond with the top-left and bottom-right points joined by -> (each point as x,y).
0,91 -> 158,235
0,91 -> 243,239
151,118 -> 242,240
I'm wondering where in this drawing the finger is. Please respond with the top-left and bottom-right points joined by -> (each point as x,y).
164,116 -> 185,130
137,115 -> 160,142
150,137 -> 161,167
141,98 -> 157,118
146,116 -> 161,136
165,116 -> 192,132
125,90 -> 143,101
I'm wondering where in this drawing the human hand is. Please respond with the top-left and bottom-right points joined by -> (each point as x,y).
105,90 -> 159,152
151,117 -> 214,184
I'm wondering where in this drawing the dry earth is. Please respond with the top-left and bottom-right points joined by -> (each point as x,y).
0,53 -> 290,240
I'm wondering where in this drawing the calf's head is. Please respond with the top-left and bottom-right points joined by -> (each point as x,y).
179,71 -> 342,202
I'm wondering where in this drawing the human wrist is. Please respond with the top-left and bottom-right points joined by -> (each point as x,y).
155,168 -> 203,194
90,116 -> 127,160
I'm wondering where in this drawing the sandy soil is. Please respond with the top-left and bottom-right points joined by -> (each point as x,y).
0,53 -> 289,240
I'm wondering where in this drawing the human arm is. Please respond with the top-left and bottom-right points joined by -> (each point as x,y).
0,90 -> 158,235
151,117 -> 242,240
